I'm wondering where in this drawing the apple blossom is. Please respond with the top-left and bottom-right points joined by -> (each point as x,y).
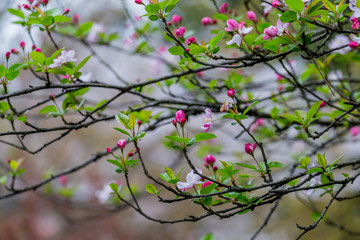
227,88 -> 235,98
95,183 -> 114,204
175,110 -> 185,123
174,26 -> 185,38
349,41 -> 359,50
49,50 -> 77,68
176,168 -> 203,191
247,11 -> 257,22
172,15 -> 182,25
225,19 -> 240,32
271,0 -> 281,7
117,139 -> 126,149
201,17 -> 212,26
186,37 -> 197,45
328,35 -> 351,54
350,0 -> 360,18
263,26 -> 278,40
261,2 -> 273,16
245,143 -> 257,155
219,3 -> 227,13
201,108 -> 214,132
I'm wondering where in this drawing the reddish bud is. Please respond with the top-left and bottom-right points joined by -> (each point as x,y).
137,120 -> 142,126
320,101 -> 326,108
186,48 -> 190,52
58,175 -> 67,187
20,41 -> 26,49
106,147 -> 112,153
172,119 -> 177,126
212,19 -> 217,24
23,4 -> 31,10
73,14 -> 79,25
349,41 -> 359,50
219,3 -> 227,13
244,143 -> 257,155
167,21 -> 172,26
247,11 -> 257,22
135,0 -> 143,4
5,52 -> 11,60
186,37 -> 197,45
63,8 -> 70,15
227,88 -> 235,98
11,48 -> 19,54
49,94 -> 55,100
35,48 -> 41,52
172,15 -> 183,25
202,181 -> 212,188
32,44 -> 36,50
201,17 -> 212,26
204,154 -> 216,165
213,166 -> 218,171
175,110 -> 185,123
128,152 -> 134,157
116,139 -> 126,149
271,0 -> 281,7
8,158 -> 11,164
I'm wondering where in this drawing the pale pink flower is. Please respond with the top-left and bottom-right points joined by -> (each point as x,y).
86,23 -> 106,43
95,183 -> 114,204
225,19 -> 240,32
328,35 -> 351,54
276,19 -> 289,36
201,108 -> 214,132
263,26 -> 278,40
201,17 -> 212,26
49,50 -> 77,68
261,2 -> 273,16
176,168 -> 203,191
350,0 -> 360,18
172,15 -> 182,24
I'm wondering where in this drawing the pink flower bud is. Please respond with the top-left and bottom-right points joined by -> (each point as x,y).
247,11 -> 257,22
186,48 -> 190,52
41,0 -> 49,5
179,118 -> 187,125
172,15 -> 183,24
11,48 -> 19,54
352,21 -> 360,30
28,0 -> 34,4
172,119 -> 177,126
351,17 -> 359,23
320,101 -> 326,108
20,41 -> 26,49
271,0 -> 281,7
202,181 -> 212,188
23,4 -> 31,10
219,3 -> 227,13
35,48 -> 41,52
225,19 -> 239,32
244,142 -> 257,155
212,19 -> 217,24
32,44 -> 36,50
5,52 -> 10,60
73,14 -> 79,25
227,88 -> 235,98
263,26 -> 278,40
135,0 -> 142,4
276,74 -> 284,81
350,126 -> 360,137
213,166 -> 218,171
201,17 -> 212,26
186,37 -> 197,45
174,26 -> 185,38
7,158 -> 11,164
167,21 -> 172,26
49,94 -> 55,100
128,152 -> 134,157
106,147 -> 112,153
349,41 -> 359,50
204,154 -> 216,165
58,175 -> 67,187
175,110 -> 185,123
117,139 -> 127,149
63,8 -> 70,15
137,120 -> 142,126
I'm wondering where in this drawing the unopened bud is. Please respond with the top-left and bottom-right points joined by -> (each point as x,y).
5,52 -> 11,60
137,120 -> 142,126
63,8 -> 70,15
35,48 -> 41,52
11,48 -> 19,54
106,147 -> 112,153
20,41 -> 26,49
128,152 -> 134,157
49,94 -> 55,100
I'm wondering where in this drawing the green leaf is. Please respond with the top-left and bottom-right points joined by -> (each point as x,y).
74,54 -> 92,73
5,71 -> 20,81
109,183 -> 119,192
145,184 -> 157,194
0,65 -> 7,77
316,153 -> 327,169
39,105 -> 57,114
305,101 -> 322,125
115,112 -> 132,130
280,11 -> 298,23
77,22 -> 93,36
0,102 -> 10,113
43,16 -> 54,26
221,113 -> 247,120
164,135 -> 191,144
145,4 -> 160,14
0,175 -> 7,185
329,155 -> 343,168
201,233 -> 215,240
209,32 -> 225,49
164,167 -> 175,179
30,51 -> 46,65
243,101 -> 260,115
306,167 -> 324,175
268,161 -> 285,168
130,114 -> 136,129
168,46 -> 184,55
186,137 -> 196,147
299,156 -> 311,168
107,159 -> 123,168
284,0 -> 304,13
54,15 -> 71,23
114,127 -> 131,137
281,113 -> 301,123
200,183 -> 216,195
8,8 -> 25,19
194,132 -> 217,142
322,0 -> 336,12
235,163 -> 257,170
